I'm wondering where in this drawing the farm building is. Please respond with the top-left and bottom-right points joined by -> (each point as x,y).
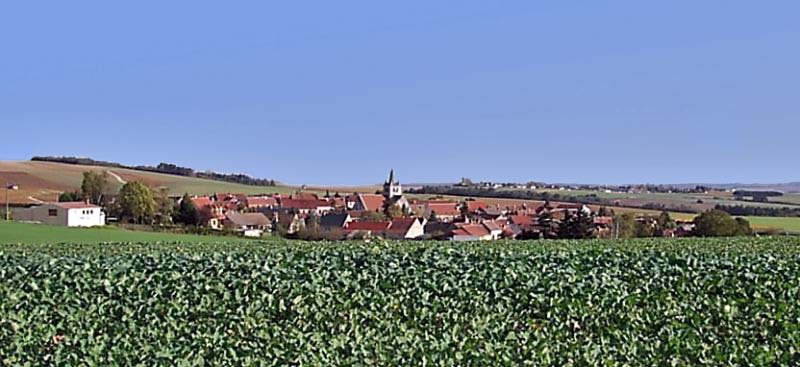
15,202 -> 105,227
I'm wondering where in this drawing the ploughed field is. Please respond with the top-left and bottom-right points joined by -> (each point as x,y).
2,238 -> 800,365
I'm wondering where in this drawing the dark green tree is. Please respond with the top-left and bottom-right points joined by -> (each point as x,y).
657,211 -> 676,230
635,218 -> 657,238
734,217 -> 754,236
58,191 -> 82,202
385,204 -> 404,219
363,210 -> 387,222
81,171 -> 109,205
119,181 -> 156,224
612,213 -> 637,239
175,193 -> 200,226
537,209 -> 558,239
559,211 -> 594,239
154,188 -> 175,225
693,210 -> 752,237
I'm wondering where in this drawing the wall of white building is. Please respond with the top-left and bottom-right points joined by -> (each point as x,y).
15,204 -> 105,227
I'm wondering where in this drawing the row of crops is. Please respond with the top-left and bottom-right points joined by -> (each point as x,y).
2,237 -> 800,365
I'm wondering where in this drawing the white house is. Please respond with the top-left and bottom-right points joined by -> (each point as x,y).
16,202 -> 105,227
386,218 -> 426,239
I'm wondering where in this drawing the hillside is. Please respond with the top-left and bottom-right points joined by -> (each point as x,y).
0,161 -> 297,204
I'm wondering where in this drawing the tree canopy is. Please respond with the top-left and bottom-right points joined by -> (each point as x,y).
119,181 -> 156,224
175,194 -> 200,226
81,171 -> 109,205
693,210 -> 752,237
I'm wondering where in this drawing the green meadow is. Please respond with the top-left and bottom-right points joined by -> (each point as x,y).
0,221 -> 254,245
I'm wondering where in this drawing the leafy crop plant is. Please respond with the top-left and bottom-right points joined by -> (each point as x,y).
2,237 -> 800,365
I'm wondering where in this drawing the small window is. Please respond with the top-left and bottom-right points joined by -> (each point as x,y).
48,209 -> 57,216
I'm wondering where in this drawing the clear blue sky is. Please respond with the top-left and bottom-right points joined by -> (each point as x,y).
1,1 -> 798,185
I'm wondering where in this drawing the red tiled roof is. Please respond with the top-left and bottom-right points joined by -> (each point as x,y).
427,201 -> 461,216
191,196 -> 213,208
510,215 -> 535,226
452,224 -> 489,237
245,197 -> 277,207
346,221 -> 391,231
359,194 -> 386,212
466,201 -> 488,212
52,202 -> 101,209
215,193 -> 242,201
292,192 -> 319,200
280,198 -> 330,210
330,197 -> 346,208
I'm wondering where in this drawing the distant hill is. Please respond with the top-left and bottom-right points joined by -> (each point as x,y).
0,161 -> 297,205
668,183 -> 800,193
31,156 -> 281,187
0,160 -> 379,205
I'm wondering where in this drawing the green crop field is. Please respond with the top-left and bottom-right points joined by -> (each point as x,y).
745,216 -> 800,234
0,221 -> 254,245
2,238 -> 800,365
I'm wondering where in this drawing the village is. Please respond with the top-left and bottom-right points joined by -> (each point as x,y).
10,169 -> 697,241
8,170 -> 703,241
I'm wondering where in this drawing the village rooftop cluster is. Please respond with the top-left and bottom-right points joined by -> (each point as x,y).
179,170 -> 696,241
6,167 -> 764,240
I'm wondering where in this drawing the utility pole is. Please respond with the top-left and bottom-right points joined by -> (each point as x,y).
5,183 -> 18,221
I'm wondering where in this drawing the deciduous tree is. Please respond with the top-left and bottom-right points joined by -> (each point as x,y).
81,171 -> 109,205
175,193 -> 200,226
119,181 -> 155,224
693,210 -> 752,237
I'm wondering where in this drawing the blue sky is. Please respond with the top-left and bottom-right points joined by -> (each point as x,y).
1,1 -> 798,185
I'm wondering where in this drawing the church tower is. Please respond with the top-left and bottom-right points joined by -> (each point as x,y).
383,169 -> 402,199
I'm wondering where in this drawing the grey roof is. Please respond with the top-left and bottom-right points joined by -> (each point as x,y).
320,212 -> 350,228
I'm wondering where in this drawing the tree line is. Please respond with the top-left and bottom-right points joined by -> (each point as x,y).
715,204 -> 800,217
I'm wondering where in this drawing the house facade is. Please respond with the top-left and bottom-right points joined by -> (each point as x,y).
16,202 -> 105,227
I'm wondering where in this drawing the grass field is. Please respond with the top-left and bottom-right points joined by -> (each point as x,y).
745,216 -> 800,233
0,221 -> 254,245
3,237 -> 800,365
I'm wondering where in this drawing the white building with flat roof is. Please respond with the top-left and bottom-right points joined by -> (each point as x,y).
16,202 -> 105,227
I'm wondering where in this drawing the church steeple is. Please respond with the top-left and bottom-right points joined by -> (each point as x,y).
383,169 -> 402,198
